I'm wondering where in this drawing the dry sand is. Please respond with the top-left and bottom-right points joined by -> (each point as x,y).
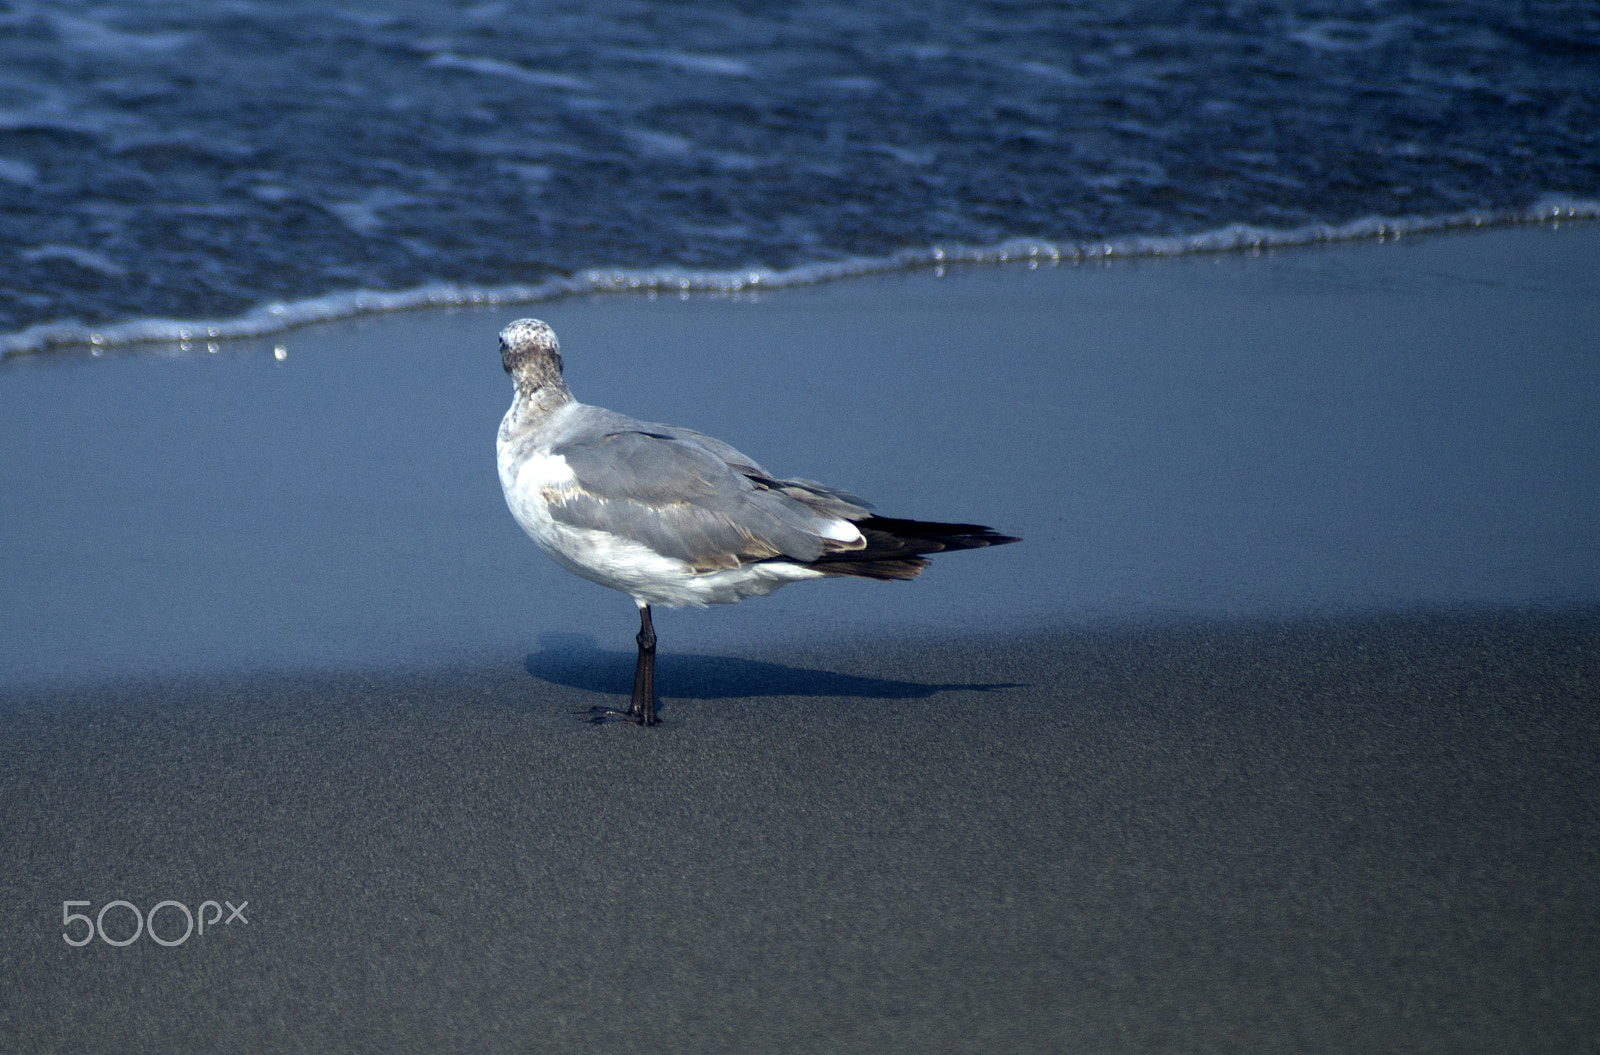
2,612 -> 1597,1052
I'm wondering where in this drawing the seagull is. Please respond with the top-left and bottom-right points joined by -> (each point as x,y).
495,318 -> 1019,725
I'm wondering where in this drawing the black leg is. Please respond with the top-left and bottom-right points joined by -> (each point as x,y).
576,605 -> 662,726
630,604 -> 659,726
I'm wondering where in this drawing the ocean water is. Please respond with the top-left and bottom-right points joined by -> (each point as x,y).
2,0 -> 1598,355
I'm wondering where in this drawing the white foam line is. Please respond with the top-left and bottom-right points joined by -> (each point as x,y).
5,197 -> 1598,359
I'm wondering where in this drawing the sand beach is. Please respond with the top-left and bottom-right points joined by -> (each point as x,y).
2,225 -> 1598,1051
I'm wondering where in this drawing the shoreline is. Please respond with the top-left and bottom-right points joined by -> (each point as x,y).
5,202 -> 1598,360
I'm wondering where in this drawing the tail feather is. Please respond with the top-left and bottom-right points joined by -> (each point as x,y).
805,516 -> 1020,581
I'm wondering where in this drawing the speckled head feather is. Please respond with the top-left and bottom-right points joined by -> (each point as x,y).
499,318 -> 565,394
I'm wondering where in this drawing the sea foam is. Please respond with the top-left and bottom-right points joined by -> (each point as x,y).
5,199 -> 1596,360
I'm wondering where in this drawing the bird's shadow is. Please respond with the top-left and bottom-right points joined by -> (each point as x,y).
523,633 -> 1023,702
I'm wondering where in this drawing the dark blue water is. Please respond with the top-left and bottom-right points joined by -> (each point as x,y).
3,0 -> 1598,354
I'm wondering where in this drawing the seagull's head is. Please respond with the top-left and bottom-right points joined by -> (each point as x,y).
499,318 -> 565,393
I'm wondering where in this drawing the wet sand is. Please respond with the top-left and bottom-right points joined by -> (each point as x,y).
2,224 -> 1599,1050
2,224 -> 1597,686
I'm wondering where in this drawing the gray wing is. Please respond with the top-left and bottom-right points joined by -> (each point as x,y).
549,424 -> 869,571
642,422 -> 877,518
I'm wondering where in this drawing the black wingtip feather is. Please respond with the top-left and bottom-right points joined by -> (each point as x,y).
854,516 -> 1021,549
805,516 -> 1020,581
